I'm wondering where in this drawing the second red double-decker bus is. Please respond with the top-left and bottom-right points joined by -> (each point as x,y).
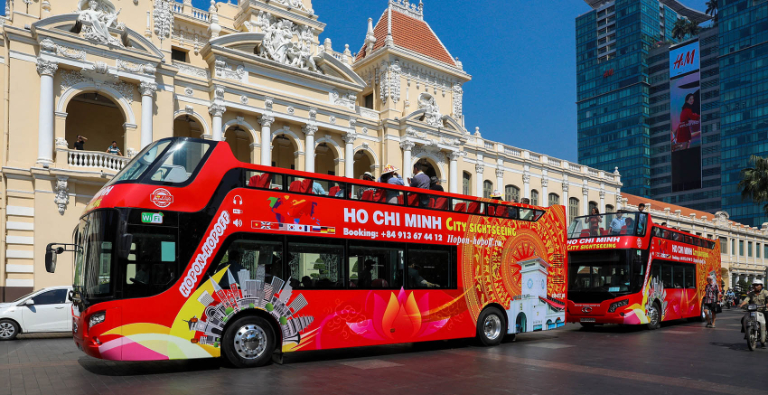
565,212 -> 721,329
46,137 -> 569,367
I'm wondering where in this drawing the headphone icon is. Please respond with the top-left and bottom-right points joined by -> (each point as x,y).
233,195 -> 243,205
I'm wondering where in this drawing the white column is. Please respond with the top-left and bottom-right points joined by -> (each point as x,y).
303,124 -> 318,173
475,163 -> 484,198
139,82 -> 157,148
259,115 -> 275,166
495,168 -> 504,195
449,151 -> 460,194
209,104 -> 226,142
582,185 -> 589,216
599,190 -> 606,213
562,183 -> 569,221
36,59 -> 57,166
401,140 -> 414,186
541,178 -> 549,207
523,171 -> 531,199
342,132 -> 356,178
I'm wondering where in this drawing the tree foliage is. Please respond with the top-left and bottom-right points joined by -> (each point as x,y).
738,155 -> 768,215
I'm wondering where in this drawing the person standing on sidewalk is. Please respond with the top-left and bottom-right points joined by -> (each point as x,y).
703,276 -> 721,328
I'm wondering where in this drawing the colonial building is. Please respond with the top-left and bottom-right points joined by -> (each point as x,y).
621,194 -> 768,290
0,0 -> 621,301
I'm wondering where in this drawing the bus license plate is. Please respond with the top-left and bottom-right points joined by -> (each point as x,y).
580,318 -> 596,323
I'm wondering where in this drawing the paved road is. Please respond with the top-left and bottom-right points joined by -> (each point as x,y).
1,309 -> 766,395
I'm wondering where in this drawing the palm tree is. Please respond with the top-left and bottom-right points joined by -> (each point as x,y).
671,18 -> 688,40
738,155 -> 768,215
686,20 -> 701,37
705,0 -> 718,22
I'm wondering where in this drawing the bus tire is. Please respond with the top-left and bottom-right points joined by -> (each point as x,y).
0,319 -> 19,340
476,307 -> 505,347
222,315 -> 275,368
646,302 -> 661,330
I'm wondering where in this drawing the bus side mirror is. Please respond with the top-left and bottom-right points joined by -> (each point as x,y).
117,234 -> 133,260
45,244 -> 64,273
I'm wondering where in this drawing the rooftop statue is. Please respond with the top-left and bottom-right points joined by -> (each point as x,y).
77,0 -> 123,47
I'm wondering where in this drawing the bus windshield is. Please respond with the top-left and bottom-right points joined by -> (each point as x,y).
73,210 -> 119,300
107,139 -> 213,186
568,250 -> 647,299
567,212 -> 647,239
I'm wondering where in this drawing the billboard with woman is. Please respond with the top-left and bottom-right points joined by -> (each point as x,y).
669,40 -> 702,191
670,72 -> 701,152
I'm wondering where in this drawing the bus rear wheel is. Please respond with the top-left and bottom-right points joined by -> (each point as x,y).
222,316 -> 275,368
476,307 -> 505,347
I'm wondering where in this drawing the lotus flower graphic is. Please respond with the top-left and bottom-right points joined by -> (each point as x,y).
347,288 -> 448,342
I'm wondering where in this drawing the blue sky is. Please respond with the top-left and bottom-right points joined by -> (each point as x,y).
204,0 -> 708,161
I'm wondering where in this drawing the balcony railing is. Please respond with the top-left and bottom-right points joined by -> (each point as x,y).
57,148 -> 130,172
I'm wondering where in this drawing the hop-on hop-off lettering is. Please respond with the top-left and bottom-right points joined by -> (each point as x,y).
179,211 -> 230,297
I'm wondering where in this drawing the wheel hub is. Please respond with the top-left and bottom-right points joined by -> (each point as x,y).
0,322 -> 15,338
483,315 -> 502,340
234,324 -> 267,360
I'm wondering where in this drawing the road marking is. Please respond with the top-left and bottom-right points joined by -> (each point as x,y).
664,331 -> 695,334
339,359 -> 403,370
445,349 -> 768,395
525,342 -> 574,349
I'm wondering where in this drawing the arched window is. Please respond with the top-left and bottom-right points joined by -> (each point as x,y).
462,172 -> 471,196
569,197 -> 579,222
548,193 -> 560,206
505,185 -> 520,202
589,201 -> 598,214
531,190 -> 539,206
483,180 -> 494,199
606,204 -> 615,213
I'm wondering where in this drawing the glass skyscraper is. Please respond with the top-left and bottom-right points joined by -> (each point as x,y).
719,0 -> 768,228
576,0 -> 709,197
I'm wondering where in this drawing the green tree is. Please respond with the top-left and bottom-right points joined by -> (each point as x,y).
738,155 -> 768,215
671,18 -> 688,40
705,0 -> 718,22
686,20 -> 701,37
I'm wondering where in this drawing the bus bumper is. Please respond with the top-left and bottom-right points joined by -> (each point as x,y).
73,307 -> 121,360
566,301 -> 629,325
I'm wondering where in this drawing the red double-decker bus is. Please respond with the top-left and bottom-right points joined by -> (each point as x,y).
45,137 -> 568,367
565,212 -> 721,329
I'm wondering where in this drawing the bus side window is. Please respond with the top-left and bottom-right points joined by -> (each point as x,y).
348,242 -> 404,290
662,264 -> 673,288
672,264 -> 684,289
213,238 -> 285,285
406,246 -> 455,289
287,239 -> 344,289
684,266 -> 696,289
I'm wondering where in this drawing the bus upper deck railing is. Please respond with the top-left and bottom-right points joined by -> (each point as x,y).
242,169 -> 548,222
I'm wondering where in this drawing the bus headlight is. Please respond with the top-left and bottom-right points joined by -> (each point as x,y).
89,311 -> 106,329
608,299 -> 629,313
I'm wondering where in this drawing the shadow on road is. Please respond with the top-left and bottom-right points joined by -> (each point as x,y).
710,341 -> 762,352
78,356 -> 222,376
575,319 -> 705,333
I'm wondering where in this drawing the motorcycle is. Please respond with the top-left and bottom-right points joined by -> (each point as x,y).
745,304 -> 766,351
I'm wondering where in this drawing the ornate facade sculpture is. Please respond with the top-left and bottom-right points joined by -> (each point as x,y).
256,12 -> 321,74
331,89 -> 356,110
418,92 -> 442,127
77,0 -> 124,47
53,176 -> 69,215
153,0 -> 174,43
379,61 -> 401,104
452,82 -> 463,119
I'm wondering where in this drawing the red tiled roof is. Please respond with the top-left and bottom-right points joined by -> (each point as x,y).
356,8 -> 457,67
622,193 -> 715,220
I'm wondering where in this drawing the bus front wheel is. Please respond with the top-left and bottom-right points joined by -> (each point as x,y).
222,316 -> 276,368
476,307 -> 505,347
646,302 -> 661,330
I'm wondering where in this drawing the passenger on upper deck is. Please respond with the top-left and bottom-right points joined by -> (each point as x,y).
610,212 -> 625,235
379,165 -> 403,203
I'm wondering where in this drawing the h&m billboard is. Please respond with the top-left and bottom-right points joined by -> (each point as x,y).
669,41 -> 702,192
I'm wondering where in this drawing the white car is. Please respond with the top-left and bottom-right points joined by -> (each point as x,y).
0,286 -> 73,340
